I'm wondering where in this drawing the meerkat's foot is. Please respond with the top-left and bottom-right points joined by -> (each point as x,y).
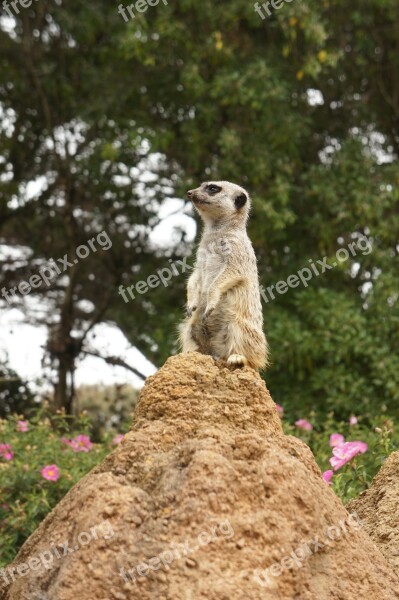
227,354 -> 248,368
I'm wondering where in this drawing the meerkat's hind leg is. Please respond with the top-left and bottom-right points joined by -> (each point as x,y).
227,354 -> 248,368
179,320 -> 200,353
222,317 -> 267,370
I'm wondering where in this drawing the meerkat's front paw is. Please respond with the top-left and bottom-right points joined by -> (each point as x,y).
227,354 -> 248,368
186,304 -> 197,318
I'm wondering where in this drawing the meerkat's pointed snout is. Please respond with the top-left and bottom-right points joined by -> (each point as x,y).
187,187 -> 206,205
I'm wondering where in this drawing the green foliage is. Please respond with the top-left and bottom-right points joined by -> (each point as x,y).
109,0 -> 399,418
0,411 -> 121,566
283,410 -> 398,502
0,362 -> 36,419
0,0 -> 398,418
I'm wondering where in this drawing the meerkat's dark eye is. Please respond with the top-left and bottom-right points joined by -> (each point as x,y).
206,184 -> 222,194
234,193 -> 247,209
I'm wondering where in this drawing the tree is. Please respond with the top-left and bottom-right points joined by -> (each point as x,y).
116,0 -> 399,418
1,0 -> 398,419
0,1 -> 190,410
0,361 -> 35,417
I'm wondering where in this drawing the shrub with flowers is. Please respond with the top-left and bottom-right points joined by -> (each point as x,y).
277,404 -> 398,502
0,410 -> 126,567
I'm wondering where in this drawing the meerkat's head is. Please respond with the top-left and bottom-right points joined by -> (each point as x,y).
186,181 -> 250,226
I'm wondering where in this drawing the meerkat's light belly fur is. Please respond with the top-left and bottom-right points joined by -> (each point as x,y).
179,180 -> 268,370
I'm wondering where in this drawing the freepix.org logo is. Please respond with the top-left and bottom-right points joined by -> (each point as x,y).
118,237 -> 233,303
259,233 -> 373,304
254,0 -> 295,20
2,0 -> 39,18
1,231 -> 112,305
117,0 -> 168,22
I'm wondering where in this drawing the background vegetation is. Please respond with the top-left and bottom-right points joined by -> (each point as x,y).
1,0 -> 398,419
0,0 -> 398,565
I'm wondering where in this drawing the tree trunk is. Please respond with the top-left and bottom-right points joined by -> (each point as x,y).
53,353 -> 69,412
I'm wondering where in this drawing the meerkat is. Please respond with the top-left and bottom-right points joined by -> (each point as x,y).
179,180 -> 268,370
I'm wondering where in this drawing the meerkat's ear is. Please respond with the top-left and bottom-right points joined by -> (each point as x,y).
234,193 -> 247,210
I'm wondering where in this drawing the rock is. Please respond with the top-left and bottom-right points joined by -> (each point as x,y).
1,352 -> 399,600
348,450 -> 399,576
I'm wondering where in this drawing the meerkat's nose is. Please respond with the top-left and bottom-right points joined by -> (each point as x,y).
187,189 -> 194,199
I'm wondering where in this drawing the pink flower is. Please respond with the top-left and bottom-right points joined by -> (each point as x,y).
329,433 -> 345,448
41,465 -> 60,482
17,420 -> 29,432
0,444 -> 14,461
295,419 -> 313,431
112,434 -> 125,445
71,435 -> 93,453
61,435 -> 92,452
329,441 -> 368,471
349,416 -> 358,426
322,470 -> 334,485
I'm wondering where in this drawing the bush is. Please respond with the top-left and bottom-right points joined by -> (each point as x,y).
0,410 -> 125,567
281,407 -> 397,502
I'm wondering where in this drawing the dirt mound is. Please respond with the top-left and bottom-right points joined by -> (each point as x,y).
348,450 -> 399,576
2,352 -> 399,600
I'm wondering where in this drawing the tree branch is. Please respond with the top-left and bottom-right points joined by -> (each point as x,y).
83,349 -> 148,381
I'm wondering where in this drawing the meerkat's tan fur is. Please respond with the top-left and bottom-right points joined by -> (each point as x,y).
179,180 -> 268,369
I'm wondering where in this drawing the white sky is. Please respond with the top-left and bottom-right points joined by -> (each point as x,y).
0,308 -> 157,389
